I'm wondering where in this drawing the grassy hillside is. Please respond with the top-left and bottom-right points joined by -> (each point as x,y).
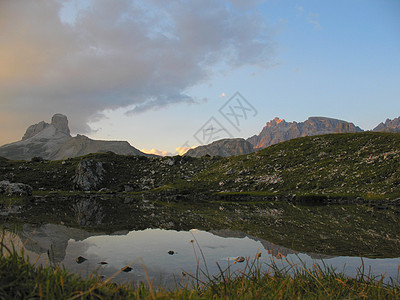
1,132 -> 400,199
194,132 -> 400,198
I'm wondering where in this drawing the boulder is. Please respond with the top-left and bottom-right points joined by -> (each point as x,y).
72,160 -> 106,191
0,180 -> 33,196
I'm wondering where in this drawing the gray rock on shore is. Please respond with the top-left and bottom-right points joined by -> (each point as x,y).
0,180 -> 33,196
72,160 -> 106,191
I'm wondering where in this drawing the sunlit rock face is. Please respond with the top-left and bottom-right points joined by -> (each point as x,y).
0,114 -> 149,160
247,116 -> 363,149
373,117 -> 400,133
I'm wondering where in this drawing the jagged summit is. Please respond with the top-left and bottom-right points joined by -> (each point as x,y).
0,114 -> 149,160
22,113 -> 70,140
265,117 -> 285,127
373,116 -> 400,133
51,114 -> 70,136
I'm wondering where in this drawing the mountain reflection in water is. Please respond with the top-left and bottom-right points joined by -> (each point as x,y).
2,224 -> 400,286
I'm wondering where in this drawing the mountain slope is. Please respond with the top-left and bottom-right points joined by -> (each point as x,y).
247,117 -> 363,149
184,138 -> 254,157
194,132 -> 400,196
0,114 -> 149,160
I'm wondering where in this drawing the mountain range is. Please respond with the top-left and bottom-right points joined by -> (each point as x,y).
247,116 -> 362,149
185,116 -> 390,157
0,114 -> 399,160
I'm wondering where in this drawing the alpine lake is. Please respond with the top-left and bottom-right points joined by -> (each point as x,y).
1,192 -> 400,288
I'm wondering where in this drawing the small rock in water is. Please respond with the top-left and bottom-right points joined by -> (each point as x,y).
168,250 -> 175,255
75,256 -> 87,264
121,266 -> 133,272
99,261 -> 108,265
234,256 -> 245,264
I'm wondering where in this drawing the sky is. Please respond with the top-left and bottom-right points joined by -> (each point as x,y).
0,0 -> 399,155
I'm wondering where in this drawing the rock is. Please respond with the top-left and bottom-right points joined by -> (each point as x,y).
373,116 -> 400,133
164,158 -> 175,166
72,160 -> 105,191
121,266 -> 133,272
0,180 -> 33,196
75,256 -> 87,264
123,185 -> 134,192
22,121 -> 51,140
124,197 -> 134,204
234,256 -> 245,263
51,113 -> 70,135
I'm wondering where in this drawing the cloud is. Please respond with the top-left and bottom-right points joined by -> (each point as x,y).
0,0 -> 275,144
141,148 -> 172,156
307,13 -> 321,30
229,0 -> 265,10
296,5 -> 304,16
175,145 -> 197,156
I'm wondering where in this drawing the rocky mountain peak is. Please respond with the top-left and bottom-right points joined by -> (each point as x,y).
373,116 -> 400,132
266,117 -> 286,127
22,121 -> 51,140
0,113 -> 148,160
51,114 -> 70,136
22,114 -> 70,141
247,116 -> 363,149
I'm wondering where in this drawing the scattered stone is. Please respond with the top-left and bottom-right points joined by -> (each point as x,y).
234,256 -> 245,264
124,197 -> 134,204
168,250 -> 175,255
0,180 -> 33,196
164,158 -> 175,166
75,256 -> 87,264
121,266 -> 133,272
123,185 -> 134,192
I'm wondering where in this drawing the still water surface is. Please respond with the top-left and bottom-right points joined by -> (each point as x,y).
4,224 -> 400,287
